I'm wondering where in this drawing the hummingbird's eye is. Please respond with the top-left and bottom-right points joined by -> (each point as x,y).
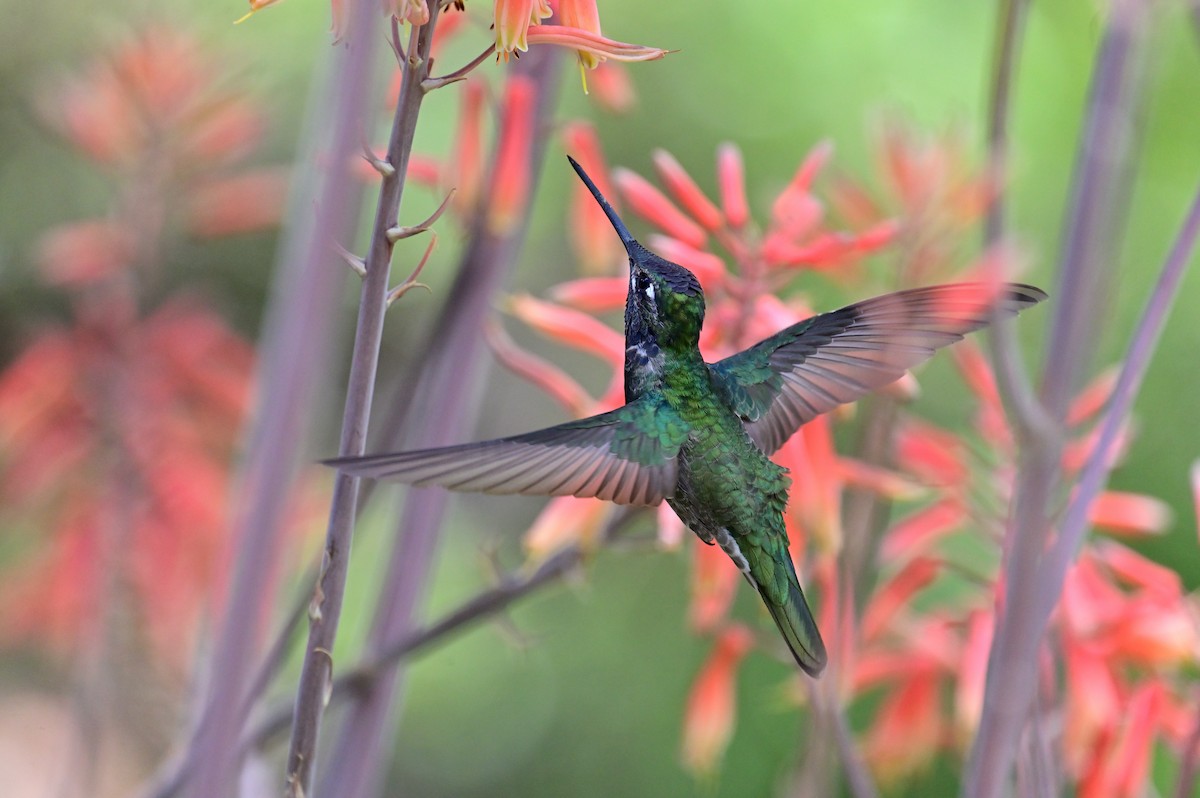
633,273 -> 655,305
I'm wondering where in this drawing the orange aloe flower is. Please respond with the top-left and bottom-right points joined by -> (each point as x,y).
494,0 -> 553,57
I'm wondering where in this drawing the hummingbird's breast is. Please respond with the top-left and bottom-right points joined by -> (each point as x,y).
665,368 -> 790,537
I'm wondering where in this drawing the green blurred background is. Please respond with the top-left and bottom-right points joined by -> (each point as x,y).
0,0 -> 1198,795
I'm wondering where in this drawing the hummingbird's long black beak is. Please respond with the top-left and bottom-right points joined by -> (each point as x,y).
567,156 -> 637,251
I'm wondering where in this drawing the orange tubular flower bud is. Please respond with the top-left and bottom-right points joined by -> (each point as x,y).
494,0 -> 553,57
652,149 -> 724,231
523,496 -> 611,563
645,236 -> 726,291
614,168 -> 707,249
680,625 -> 754,777
657,502 -> 685,548
588,62 -> 636,112
864,667 -> 943,784
547,276 -> 628,312
446,80 -> 486,218
525,25 -> 670,64
879,498 -> 967,561
861,557 -> 940,642
557,0 -> 603,69
507,294 -> 624,366
485,320 -> 593,417
689,538 -> 738,633
486,77 -> 536,235
716,143 -> 749,229
385,0 -> 429,26
1087,491 -> 1172,537
954,610 -> 993,741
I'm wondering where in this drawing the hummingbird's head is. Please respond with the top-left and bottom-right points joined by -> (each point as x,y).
567,157 -> 706,349
626,243 -> 705,347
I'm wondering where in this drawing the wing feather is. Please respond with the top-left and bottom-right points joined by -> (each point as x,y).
709,283 -> 1047,453
326,396 -> 690,506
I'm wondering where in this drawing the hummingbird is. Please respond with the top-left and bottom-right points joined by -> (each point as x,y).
328,157 -> 1046,676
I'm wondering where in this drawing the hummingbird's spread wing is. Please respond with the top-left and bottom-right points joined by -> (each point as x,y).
325,396 -> 691,506
708,283 -> 1047,454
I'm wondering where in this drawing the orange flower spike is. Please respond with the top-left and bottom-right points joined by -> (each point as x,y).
689,537 -> 739,633
562,122 -> 624,274
716,143 -> 750,229
523,496 -> 611,562
613,168 -> 707,249
446,80 -> 486,218
507,294 -> 624,366
861,557 -> 940,642
486,77 -> 536,235
680,625 -> 754,777
494,0 -> 552,57
652,149 -> 724,232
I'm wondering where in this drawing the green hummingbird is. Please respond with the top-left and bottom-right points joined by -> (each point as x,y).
329,157 -> 1046,676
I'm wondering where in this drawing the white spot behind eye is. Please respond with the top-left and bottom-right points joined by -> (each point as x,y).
644,283 -> 655,303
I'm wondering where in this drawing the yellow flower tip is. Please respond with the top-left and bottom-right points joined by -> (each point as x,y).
578,61 -> 590,95
234,0 -> 280,25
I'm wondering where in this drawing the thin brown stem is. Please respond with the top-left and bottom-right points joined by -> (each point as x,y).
424,44 -> 497,90
283,9 -> 443,796
316,50 -> 564,798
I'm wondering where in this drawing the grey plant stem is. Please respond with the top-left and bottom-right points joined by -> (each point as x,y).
964,1 -> 1152,795
982,0 -> 1050,441
318,49 -> 563,798
1034,183 -> 1200,616
181,0 -> 380,794
284,8 -> 443,796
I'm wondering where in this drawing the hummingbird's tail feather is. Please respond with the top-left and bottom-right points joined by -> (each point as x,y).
757,573 -> 828,677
